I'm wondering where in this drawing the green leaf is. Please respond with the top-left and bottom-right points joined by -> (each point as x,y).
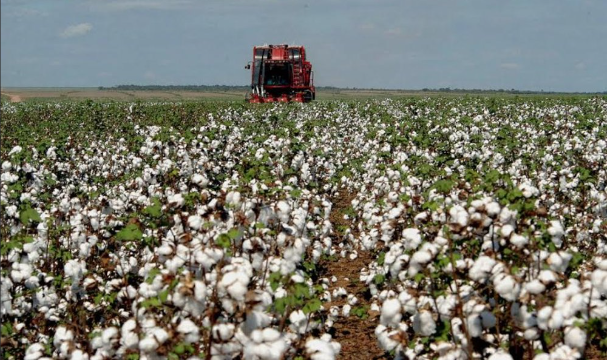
303,298 -> 322,314
159,289 -> 169,303
269,272 -> 282,292
143,197 -> 162,218
215,233 -> 231,249
373,274 -> 385,285
116,223 -> 143,241
20,206 -> 41,225
227,227 -> 241,240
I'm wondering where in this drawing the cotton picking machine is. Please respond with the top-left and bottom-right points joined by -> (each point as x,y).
245,44 -> 315,103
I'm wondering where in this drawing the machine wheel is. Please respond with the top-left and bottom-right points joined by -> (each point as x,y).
303,90 -> 313,102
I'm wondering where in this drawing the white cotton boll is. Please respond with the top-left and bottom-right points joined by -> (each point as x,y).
533,354 -> 550,360
548,309 -> 564,329
537,306 -> 553,330
538,270 -> 558,285
9,145 -> 22,155
591,269 -> 607,295
493,273 -> 520,301
374,325 -> 399,351
524,279 -> 546,294
547,251 -> 572,273
342,304 -> 351,317
121,320 -> 138,349
402,228 -> 422,250
226,191 -> 241,207
469,256 -> 496,283
564,326 -> 586,351
510,233 -> 528,248
524,327 -> 540,340
499,207 -> 517,225
306,338 -> 339,360
191,173 -> 208,187
289,310 -> 309,334
24,343 -> 45,360
548,220 -> 564,247
177,319 -> 200,343
500,224 -> 514,238
488,349 -> 513,360
449,205 -> 469,227
380,298 -> 402,326
219,271 -> 249,301
139,337 -> 158,352
276,200 -> 291,223
413,310 -> 437,336
167,193 -> 184,207
187,215 -> 203,230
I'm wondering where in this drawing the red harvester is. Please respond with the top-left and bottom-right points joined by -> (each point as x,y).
245,44 -> 315,103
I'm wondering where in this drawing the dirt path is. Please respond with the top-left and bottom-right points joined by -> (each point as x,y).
324,191 -> 389,360
1,92 -> 22,103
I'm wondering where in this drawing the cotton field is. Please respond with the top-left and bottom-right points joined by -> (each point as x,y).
1,97 -> 606,360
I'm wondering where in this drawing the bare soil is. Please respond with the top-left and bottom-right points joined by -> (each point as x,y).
323,190 -> 389,360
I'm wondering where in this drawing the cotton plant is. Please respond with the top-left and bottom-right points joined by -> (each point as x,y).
1,98 -> 606,359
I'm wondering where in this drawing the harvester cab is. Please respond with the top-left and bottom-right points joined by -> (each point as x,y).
245,44 -> 315,103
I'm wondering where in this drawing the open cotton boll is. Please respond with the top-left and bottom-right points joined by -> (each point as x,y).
547,220 -> 565,247
226,191 -> 242,207
401,228 -> 422,250
564,326 -> 586,351
177,319 -> 200,343
53,326 -> 74,347
547,251 -> 572,272
493,273 -> 520,301
289,309 -> 310,334
24,342 -> 45,360
187,215 -> 203,230
488,350 -> 514,360
524,279 -> 546,295
510,233 -> 528,248
191,173 -> 208,187
413,310 -> 437,336
380,298 -> 402,326
306,338 -> 340,360
469,256 -> 497,283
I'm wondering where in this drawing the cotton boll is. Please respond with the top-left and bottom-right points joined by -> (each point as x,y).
488,349 -> 513,360
380,298 -> 402,326
510,233 -> 528,248
402,228 -> 422,250
24,343 -> 45,360
493,273 -> 520,301
564,326 -> 586,351
469,256 -> 497,283
524,279 -> 546,295
374,325 -> 399,351
500,224 -> 514,238
177,319 -> 200,343
547,251 -> 572,273
547,220 -> 564,248
187,215 -> 203,230
226,191 -> 242,208
289,310 -> 309,334
413,310 -> 437,336
306,338 -> 340,360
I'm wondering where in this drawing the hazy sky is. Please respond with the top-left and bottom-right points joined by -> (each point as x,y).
1,0 -> 606,92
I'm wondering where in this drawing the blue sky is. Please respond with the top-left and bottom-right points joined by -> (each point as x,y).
1,0 -> 606,92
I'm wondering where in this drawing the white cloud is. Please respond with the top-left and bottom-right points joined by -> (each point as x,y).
500,63 -> 520,70
60,23 -> 93,38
